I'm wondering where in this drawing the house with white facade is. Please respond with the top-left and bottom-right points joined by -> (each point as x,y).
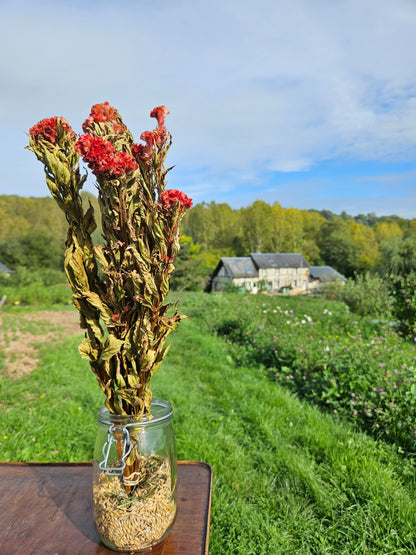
210,254 -> 345,294
211,253 -> 311,294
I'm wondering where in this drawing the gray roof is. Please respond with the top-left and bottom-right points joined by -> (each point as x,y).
310,266 -> 346,282
213,253 -> 311,279
250,253 -> 310,269
0,262 -> 13,274
220,257 -> 258,278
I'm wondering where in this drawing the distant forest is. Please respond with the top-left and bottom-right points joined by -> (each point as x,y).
181,200 -> 416,280
1,195 -> 415,285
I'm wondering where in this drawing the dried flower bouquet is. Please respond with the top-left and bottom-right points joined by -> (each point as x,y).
27,102 -> 192,419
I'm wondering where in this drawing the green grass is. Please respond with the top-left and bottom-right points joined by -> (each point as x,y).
2,298 -> 416,552
182,291 -> 416,455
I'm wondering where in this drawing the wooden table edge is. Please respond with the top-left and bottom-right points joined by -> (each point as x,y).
0,460 -> 213,555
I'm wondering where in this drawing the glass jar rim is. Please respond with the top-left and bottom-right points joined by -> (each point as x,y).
97,398 -> 173,426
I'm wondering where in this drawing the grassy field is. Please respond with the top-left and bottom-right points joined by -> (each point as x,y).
1,294 -> 416,553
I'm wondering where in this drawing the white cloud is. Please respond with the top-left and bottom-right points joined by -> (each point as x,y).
1,0 -> 416,216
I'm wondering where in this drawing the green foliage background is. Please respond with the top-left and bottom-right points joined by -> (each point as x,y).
1,195 -> 415,280
0,193 -> 101,271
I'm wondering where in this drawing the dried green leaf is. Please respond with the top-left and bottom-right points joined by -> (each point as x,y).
78,337 -> 99,361
101,335 -> 124,362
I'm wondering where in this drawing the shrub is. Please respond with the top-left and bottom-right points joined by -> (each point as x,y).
325,273 -> 394,319
0,266 -> 66,288
222,282 -> 247,294
1,283 -> 72,306
0,231 -> 64,270
0,268 -> 71,306
389,273 -> 416,338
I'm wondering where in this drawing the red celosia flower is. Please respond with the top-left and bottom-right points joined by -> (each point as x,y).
90,102 -> 117,122
140,131 -> 158,146
112,151 -> 139,176
152,126 -> 169,146
131,142 -> 145,159
150,106 -> 170,129
29,117 -> 74,144
112,123 -> 126,134
74,134 -> 95,156
132,142 -> 153,165
160,189 -> 193,210
75,135 -> 114,173
75,134 -> 137,178
82,102 -> 123,134
132,134 -> 156,166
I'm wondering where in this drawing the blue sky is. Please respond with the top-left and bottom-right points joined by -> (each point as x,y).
1,0 -> 416,218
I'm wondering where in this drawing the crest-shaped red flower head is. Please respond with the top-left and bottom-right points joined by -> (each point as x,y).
75,135 -> 138,178
29,117 -> 74,144
89,102 -> 117,122
140,131 -> 158,146
150,106 -> 170,129
160,189 -> 193,210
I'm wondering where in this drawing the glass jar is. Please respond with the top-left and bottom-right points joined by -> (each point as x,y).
93,399 -> 177,552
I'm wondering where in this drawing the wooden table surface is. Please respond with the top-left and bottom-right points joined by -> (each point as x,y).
0,461 -> 212,555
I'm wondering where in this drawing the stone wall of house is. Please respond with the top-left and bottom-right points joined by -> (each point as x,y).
258,267 -> 309,292
232,277 -> 259,291
212,262 -> 319,294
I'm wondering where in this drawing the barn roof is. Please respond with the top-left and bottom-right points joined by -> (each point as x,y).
0,261 -> 13,274
213,253 -> 311,279
310,266 -> 346,282
250,253 -> 310,269
220,257 -> 258,278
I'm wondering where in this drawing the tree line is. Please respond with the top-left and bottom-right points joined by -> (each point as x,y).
0,193 -> 101,271
181,200 -> 416,278
1,195 -> 415,284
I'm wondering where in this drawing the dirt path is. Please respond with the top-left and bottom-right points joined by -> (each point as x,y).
0,309 -> 82,378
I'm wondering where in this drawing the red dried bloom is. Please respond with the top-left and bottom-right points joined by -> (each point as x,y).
131,142 -> 145,159
75,134 -> 137,178
29,117 -> 74,144
140,131 -> 158,146
82,102 -> 122,134
150,106 -> 170,129
132,142 -> 153,165
152,126 -> 169,146
112,151 -> 139,176
132,134 -> 156,166
90,102 -> 117,121
160,189 -> 193,210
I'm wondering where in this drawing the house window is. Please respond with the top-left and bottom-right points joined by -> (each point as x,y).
246,280 -> 252,290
